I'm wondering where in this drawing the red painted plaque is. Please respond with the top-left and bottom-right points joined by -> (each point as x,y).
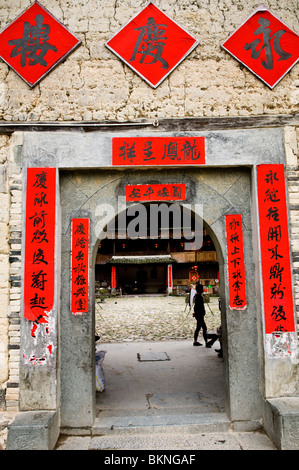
0,1 -> 81,87
106,2 -> 199,88
257,164 -> 295,334
24,168 -> 56,325
71,218 -> 89,314
125,183 -> 186,202
221,5 -> 299,88
113,137 -> 205,166
225,214 -> 247,310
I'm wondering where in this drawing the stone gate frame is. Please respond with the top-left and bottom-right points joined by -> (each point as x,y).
5,117 -> 299,449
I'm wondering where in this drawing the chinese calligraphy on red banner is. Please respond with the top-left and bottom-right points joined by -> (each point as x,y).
225,214 -> 247,310
106,2 -> 198,88
125,183 -> 186,202
0,1 -> 81,87
111,266 -> 117,289
71,218 -> 89,314
113,137 -> 205,166
257,164 -> 295,334
24,168 -> 56,330
167,265 -> 173,289
221,5 -> 299,89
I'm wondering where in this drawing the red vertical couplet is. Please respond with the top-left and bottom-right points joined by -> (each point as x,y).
71,218 -> 89,314
111,266 -> 116,289
257,164 -> 295,334
168,265 -> 173,288
24,167 -> 56,325
225,214 -> 247,310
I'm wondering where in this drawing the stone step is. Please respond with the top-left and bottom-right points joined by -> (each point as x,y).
92,409 -> 231,436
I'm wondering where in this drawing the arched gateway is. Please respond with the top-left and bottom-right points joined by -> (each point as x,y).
7,124 -> 299,449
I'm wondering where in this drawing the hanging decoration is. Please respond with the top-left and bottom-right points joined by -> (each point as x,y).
189,266 -> 199,284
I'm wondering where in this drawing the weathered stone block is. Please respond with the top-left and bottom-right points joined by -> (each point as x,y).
0,193 -> 9,224
6,411 -> 59,450
263,398 -> 299,450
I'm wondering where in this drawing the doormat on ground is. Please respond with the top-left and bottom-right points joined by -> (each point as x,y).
137,352 -> 170,362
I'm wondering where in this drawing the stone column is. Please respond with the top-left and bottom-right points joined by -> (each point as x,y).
18,167 -> 60,412
60,209 -> 95,431
7,163 -> 61,450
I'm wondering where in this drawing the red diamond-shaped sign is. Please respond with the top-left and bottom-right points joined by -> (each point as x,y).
106,2 -> 199,88
221,4 -> 299,89
0,1 -> 81,87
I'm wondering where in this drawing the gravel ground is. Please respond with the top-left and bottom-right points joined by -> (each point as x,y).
95,295 -> 221,343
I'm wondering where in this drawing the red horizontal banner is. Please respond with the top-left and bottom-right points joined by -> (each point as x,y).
71,218 -> 89,314
24,167 -> 56,325
125,183 -> 186,202
112,137 -> 205,166
257,164 -> 295,334
225,214 -> 247,310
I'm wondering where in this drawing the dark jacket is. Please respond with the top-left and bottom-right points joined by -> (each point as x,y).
193,284 -> 205,318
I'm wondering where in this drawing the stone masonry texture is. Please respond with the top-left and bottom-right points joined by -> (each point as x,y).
0,0 -> 297,121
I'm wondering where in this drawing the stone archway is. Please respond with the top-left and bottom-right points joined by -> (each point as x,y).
93,201 -> 225,415
58,166 -> 262,431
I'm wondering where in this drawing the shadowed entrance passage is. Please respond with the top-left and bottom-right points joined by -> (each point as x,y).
94,295 -> 224,429
94,339 -> 226,435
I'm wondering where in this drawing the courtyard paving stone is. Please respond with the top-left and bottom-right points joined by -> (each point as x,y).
95,295 -> 221,343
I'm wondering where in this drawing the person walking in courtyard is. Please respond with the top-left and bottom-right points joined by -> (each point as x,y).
193,282 -> 208,347
189,284 -> 196,310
